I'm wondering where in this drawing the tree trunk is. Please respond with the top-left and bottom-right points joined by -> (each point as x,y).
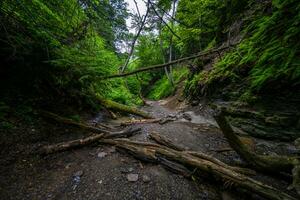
96,94 -> 153,119
214,111 -> 296,173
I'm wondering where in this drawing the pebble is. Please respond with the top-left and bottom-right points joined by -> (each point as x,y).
97,152 -> 107,158
142,175 -> 151,183
74,170 -> 84,177
127,173 -> 139,182
120,167 -> 134,173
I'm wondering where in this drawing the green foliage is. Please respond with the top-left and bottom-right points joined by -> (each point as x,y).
0,0 -> 135,108
176,0 -> 248,54
185,0 -> 300,101
148,67 -> 189,100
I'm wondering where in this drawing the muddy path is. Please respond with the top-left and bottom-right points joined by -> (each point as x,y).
0,99 -> 295,200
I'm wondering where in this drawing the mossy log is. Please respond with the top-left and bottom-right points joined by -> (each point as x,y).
96,94 -> 153,119
100,138 -> 296,200
214,112 -> 297,173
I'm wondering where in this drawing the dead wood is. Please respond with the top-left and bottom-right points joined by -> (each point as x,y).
149,132 -> 185,151
100,44 -> 236,80
38,127 -> 141,155
120,116 -> 176,126
121,118 -> 161,126
40,111 -> 113,134
96,95 -> 153,119
149,132 -> 255,176
100,138 -> 296,200
214,111 -> 297,173
38,133 -> 105,154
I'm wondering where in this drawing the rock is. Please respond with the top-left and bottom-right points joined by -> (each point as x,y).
182,113 -> 192,121
142,175 -> 151,183
127,173 -> 139,182
204,144 -> 210,148
128,167 -> 134,172
97,152 -> 107,158
120,167 -> 134,173
74,170 -> 84,177
191,100 -> 199,106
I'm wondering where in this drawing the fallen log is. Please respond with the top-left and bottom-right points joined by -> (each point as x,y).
96,94 -> 153,119
38,133 -> 105,154
100,44 -> 235,80
214,111 -> 297,174
121,118 -> 161,126
100,138 -> 296,200
120,116 -> 176,126
149,132 -> 255,176
38,127 -> 141,155
149,132 -> 185,151
40,111 -> 112,134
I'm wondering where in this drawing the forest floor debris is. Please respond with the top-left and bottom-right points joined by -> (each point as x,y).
0,100 -> 298,199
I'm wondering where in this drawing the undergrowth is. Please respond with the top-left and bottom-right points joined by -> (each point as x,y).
185,0 -> 300,102
147,67 -> 189,100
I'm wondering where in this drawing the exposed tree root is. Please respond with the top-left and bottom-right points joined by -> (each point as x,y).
95,94 -> 153,119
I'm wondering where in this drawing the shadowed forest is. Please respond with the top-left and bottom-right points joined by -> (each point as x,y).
0,0 -> 300,199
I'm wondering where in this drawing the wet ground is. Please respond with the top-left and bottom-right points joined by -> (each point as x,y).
0,99 -> 296,200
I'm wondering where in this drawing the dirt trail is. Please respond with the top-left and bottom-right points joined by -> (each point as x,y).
0,99 -> 294,200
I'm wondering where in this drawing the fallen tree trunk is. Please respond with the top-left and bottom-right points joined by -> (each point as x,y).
149,132 -> 185,151
38,133 -> 105,154
214,112 -> 297,174
121,118 -> 161,126
149,132 -> 255,176
100,44 -> 236,80
100,138 -> 296,200
96,94 -> 153,119
40,111 -> 112,134
38,127 -> 141,155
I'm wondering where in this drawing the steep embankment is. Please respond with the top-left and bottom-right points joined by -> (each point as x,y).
183,0 -> 300,141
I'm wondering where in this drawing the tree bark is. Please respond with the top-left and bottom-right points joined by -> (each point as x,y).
40,111 -> 113,134
214,111 -> 296,173
96,95 -> 153,119
38,127 -> 141,155
100,138 -> 296,200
